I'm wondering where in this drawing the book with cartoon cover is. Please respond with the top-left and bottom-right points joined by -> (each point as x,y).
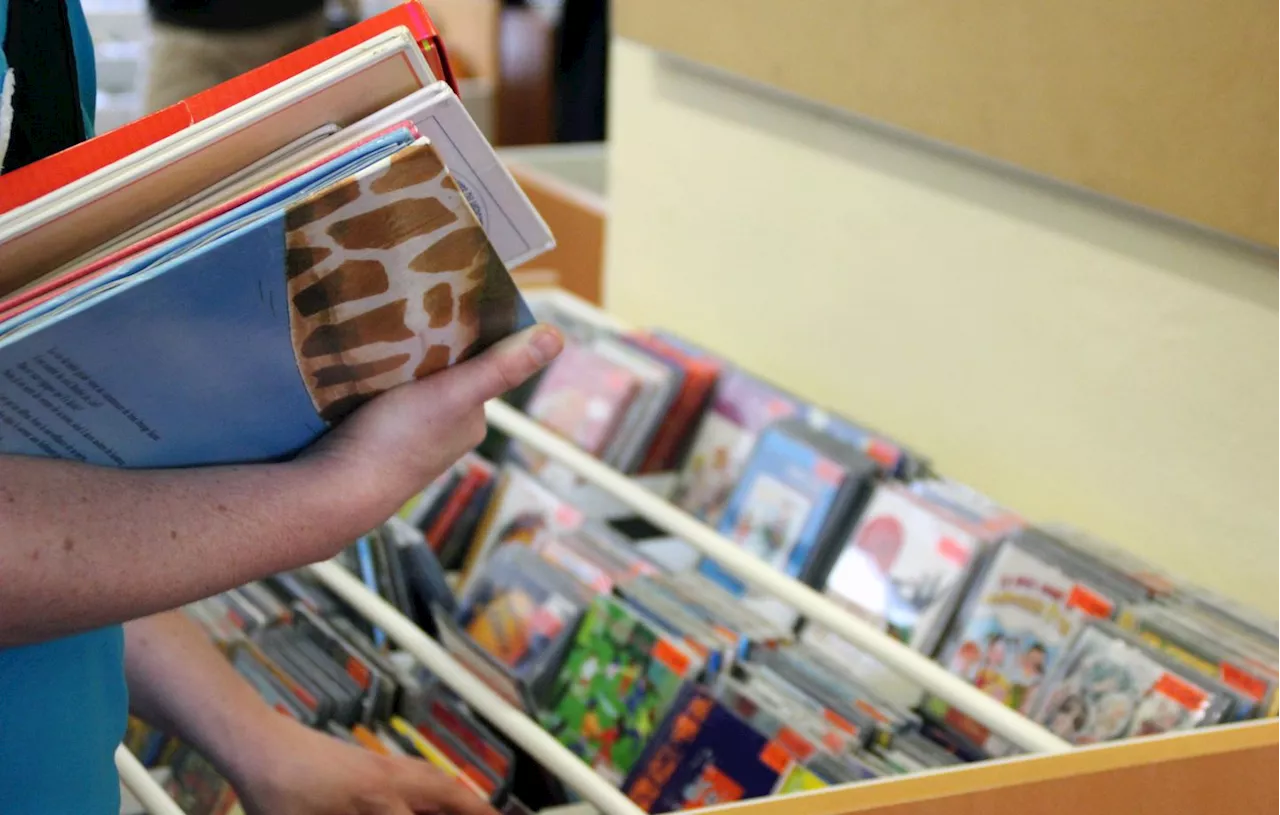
1028,621 -> 1234,745
0,131 -> 534,467
698,419 -> 879,625
540,594 -> 702,785
808,481 -> 1021,656
1118,603 -> 1275,720
459,463 -> 585,585
456,544 -> 590,685
592,335 -> 683,473
520,342 -> 643,458
669,367 -> 804,525
925,531 -> 1143,753
621,685 -> 785,813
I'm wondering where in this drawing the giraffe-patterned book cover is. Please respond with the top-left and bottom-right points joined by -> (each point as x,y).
284,139 -> 528,424
0,131 -> 535,468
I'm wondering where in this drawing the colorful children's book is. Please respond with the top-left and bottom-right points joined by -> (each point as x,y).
621,685 -> 786,813
669,365 -> 804,525
698,418 -> 880,626
0,134 -> 533,467
807,480 -> 1022,656
459,464 -> 586,586
519,341 -> 643,458
1118,603 -> 1276,720
456,544 -> 590,687
541,594 -> 702,785
925,529 -> 1149,754
1028,621 -> 1235,745
591,335 -> 682,473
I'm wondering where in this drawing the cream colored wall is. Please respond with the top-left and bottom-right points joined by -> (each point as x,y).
602,40 -> 1279,612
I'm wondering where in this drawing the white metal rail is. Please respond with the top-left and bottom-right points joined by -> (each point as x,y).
116,745 -> 186,815
309,560 -> 647,815
484,399 -> 1072,755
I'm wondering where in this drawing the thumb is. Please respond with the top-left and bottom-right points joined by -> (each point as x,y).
417,324 -> 563,419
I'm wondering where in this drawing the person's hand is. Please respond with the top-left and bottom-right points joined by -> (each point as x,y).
299,324 -> 563,536
231,715 -> 498,815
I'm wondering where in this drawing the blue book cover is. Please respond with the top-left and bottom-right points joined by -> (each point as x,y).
698,426 -> 851,596
0,135 -> 535,468
621,684 -> 783,812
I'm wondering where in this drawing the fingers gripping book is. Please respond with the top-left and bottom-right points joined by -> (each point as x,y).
0,131 -> 533,467
284,138 -> 525,423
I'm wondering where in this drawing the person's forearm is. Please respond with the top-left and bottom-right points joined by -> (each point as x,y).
0,455 -> 380,645
124,611 -> 293,792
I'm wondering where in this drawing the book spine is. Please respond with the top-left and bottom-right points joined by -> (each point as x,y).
425,468 -> 485,551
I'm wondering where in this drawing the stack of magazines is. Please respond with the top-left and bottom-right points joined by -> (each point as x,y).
0,1 -> 547,468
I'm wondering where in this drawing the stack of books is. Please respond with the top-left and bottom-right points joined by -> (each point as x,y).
0,1 -> 548,468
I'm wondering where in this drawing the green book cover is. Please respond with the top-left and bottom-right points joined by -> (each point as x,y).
541,594 -> 699,784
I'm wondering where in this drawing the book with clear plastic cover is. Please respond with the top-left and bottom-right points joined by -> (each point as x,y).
1028,621 -> 1234,745
0,133 -> 532,467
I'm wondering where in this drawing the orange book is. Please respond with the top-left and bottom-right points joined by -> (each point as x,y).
0,1 -> 453,216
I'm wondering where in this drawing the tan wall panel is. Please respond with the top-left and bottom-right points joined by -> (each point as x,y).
615,0 -> 1278,247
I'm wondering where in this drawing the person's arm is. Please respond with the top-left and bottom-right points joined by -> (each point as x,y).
125,610 -> 496,815
0,325 -> 562,646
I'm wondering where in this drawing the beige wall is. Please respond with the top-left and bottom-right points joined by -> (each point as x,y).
603,40 -> 1278,612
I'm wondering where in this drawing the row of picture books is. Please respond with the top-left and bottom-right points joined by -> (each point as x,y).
368,290 -> 1279,790
121,538 -> 565,815
121,284 -> 1280,813
339,454 -> 1280,809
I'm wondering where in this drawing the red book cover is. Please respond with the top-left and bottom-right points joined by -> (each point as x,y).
627,331 -> 722,473
0,1 -> 453,215
425,462 -> 491,552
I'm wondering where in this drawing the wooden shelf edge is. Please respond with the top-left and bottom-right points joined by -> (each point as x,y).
695,720 -> 1278,815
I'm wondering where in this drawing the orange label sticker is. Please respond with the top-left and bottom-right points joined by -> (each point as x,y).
1154,673 -> 1209,712
865,440 -> 900,468
652,638 -> 692,677
758,741 -> 793,774
821,731 -> 846,753
1219,663 -> 1268,702
855,699 -> 891,725
1065,584 -> 1114,619
823,708 -> 859,735
776,726 -> 816,761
